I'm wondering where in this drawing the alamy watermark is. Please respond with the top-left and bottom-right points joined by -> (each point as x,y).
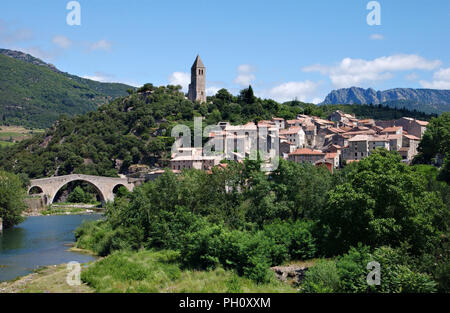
171,117 -> 280,172
367,1 -> 381,26
367,261 -> 381,286
66,261 -> 81,286
66,1 -> 81,26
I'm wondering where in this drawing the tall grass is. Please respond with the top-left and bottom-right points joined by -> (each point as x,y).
81,250 -> 296,293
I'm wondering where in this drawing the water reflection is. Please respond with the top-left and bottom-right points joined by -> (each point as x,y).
0,227 -> 26,251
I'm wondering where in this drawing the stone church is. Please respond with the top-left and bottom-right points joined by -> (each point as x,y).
188,55 -> 206,103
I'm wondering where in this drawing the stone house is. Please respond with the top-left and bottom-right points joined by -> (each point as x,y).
279,126 -> 305,149
398,134 -> 421,162
288,148 -> 326,164
279,138 -> 297,159
394,117 -> 428,138
342,135 -> 390,161
272,117 -> 285,129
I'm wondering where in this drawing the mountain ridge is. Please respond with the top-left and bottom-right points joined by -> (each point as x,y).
321,87 -> 450,114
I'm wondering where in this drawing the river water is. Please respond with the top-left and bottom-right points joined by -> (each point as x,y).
0,214 -> 102,282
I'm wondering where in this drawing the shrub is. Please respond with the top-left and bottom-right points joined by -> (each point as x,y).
370,246 -> 437,293
263,220 -> 316,262
301,260 -> 340,293
301,245 -> 438,293
181,225 -> 275,283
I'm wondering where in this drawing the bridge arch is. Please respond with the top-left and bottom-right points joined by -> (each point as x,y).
28,186 -> 44,195
28,174 -> 135,206
51,179 -> 106,204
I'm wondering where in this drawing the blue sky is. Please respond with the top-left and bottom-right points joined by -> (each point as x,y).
1,0 -> 449,103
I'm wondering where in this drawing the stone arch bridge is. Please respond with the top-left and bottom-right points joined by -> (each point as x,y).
28,174 -> 137,205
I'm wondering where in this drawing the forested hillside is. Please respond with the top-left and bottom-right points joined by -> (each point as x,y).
0,50 -> 133,128
0,84 -> 437,180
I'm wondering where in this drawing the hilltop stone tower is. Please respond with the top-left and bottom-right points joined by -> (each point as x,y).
188,55 -> 206,103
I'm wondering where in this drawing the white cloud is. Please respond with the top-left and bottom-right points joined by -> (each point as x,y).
266,80 -> 320,103
52,35 -> 72,49
20,46 -> 57,62
303,54 -> 442,88
82,72 -> 139,87
88,39 -> 112,51
405,73 -> 419,81
206,86 -> 221,96
168,72 -> 190,91
370,34 -> 384,40
420,68 -> 450,89
82,71 -> 116,82
234,64 -> 256,87
0,19 -> 33,44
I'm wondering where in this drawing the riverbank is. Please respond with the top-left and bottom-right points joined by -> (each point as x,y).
23,204 -> 104,217
0,263 -> 94,293
1,249 -> 301,293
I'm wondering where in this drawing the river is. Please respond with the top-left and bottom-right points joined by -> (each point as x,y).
0,214 -> 102,282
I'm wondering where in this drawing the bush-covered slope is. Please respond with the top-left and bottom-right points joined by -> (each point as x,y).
0,84 -> 438,179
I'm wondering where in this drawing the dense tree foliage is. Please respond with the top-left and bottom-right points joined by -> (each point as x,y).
75,151 -> 449,291
317,149 -> 447,256
0,170 -> 27,228
414,112 -> 450,183
302,245 -> 437,293
67,186 -> 96,204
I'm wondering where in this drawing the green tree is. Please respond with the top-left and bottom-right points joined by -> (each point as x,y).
318,149 -> 446,255
67,186 -> 94,203
414,112 -> 450,183
0,170 -> 26,228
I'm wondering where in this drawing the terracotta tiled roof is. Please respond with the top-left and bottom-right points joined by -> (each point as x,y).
403,134 -> 420,140
381,126 -> 402,133
359,119 -> 374,123
328,127 -> 345,133
289,148 -> 325,156
343,130 -> 376,136
387,134 -> 402,140
416,120 -> 429,126
280,126 -> 303,135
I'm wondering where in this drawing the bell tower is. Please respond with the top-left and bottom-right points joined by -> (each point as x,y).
188,55 -> 206,103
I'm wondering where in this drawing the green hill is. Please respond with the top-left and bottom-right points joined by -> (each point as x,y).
0,84 -> 437,179
0,49 -> 134,128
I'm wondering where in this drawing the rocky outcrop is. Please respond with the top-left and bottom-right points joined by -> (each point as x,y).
271,265 -> 309,285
